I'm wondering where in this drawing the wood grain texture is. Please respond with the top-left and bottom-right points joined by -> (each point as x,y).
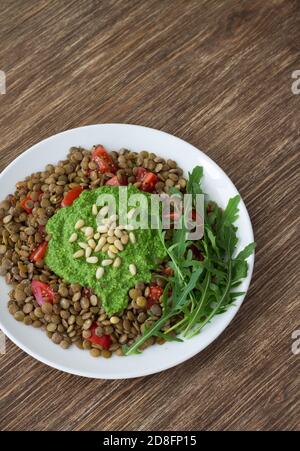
0,0 -> 299,431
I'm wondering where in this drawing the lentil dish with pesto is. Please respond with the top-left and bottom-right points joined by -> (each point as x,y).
0,145 -> 255,358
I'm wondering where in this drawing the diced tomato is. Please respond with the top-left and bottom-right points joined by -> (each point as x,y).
21,195 -> 33,214
147,298 -> 156,309
30,241 -> 48,263
106,175 -> 128,186
135,167 -> 148,181
88,323 -> 112,349
140,172 -> 158,192
189,209 -> 203,232
61,186 -> 83,207
92,145 -> 116,174
191,245 -> 204,261
135,167 -> 158,192
31,280 -> 55,306
191,209 -> 201,222
146,284 -> 163,309
21,192 -> 43,214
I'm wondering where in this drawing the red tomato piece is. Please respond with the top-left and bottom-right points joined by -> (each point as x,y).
61,186 -> 83,207
191,209 -> 199,222
92,145 -> 116,174
188,209 -> 203,233
146,284 -> 164,309
31,280 -> 55,306
20,194 -> 34,214
140,172 -> 158,192
21,192 -> 43,214
30,241 -> 48,263
105,175 -> 128,186
135,167 -> 157,192
88,323 -> 112,349
135,167 -> 148,181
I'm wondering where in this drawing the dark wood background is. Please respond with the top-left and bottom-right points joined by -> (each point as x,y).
0,0 -> 299,431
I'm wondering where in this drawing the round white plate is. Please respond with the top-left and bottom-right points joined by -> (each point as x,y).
0,124 -> 254,379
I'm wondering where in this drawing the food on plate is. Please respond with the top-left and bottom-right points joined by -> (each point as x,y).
0,146 -> 255,358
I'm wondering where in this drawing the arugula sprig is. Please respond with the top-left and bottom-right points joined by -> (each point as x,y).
124,167 -> 255,355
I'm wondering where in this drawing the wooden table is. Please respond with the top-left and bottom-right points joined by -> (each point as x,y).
0,0 -> 299,431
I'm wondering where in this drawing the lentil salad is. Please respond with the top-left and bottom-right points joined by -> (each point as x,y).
0,145 -> 255,358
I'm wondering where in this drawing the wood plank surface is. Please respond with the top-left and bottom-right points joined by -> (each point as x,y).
0,0 -> 299,431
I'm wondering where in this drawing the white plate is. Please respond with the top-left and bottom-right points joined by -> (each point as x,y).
0,124 -> 254,379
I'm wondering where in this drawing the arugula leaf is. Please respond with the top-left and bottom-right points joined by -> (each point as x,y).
234,242 -> 256,262
222,195 -> 240,226
184,271 -> 211,336
205,225 -> 219,256
124,166 -> 256,356
187,166 -> 203,196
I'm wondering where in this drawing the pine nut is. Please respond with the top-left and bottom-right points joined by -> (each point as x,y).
85,227 -> 94,237
113,256 -> 121,268
121,234 -> 129,245
92,204 -> 98,215
96,267 -> 104,279
102,243 -> 110,252
90,295 -> 98,306
88,239 -> 96,249
69,233 -> 78,243
107,236 -> 115,244
102,259 -> 113,267
129,264 -> 137,275
86,256 -> 98,264
109,221 -> 117,230
107,250 -> 116,259
99,206 -> 109,217
94,232 -> 100,240
94,236 -> 106,252
114,240 -> 124,251
114,228 -> 123,238
107,229 -> 115,237
75,219 -> 84,230
85,247 -> 92,258
110,316 -> 120,325
97,224 -> 108,233
129,232 -> 136,244
125,224 -> 135,231
73,250 -> 84,258
109,244 -> 118,254
78,242 -> 88,249
127,208 -> 136,219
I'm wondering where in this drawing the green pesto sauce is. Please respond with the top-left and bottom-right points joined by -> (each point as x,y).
45,186 -> 166,316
